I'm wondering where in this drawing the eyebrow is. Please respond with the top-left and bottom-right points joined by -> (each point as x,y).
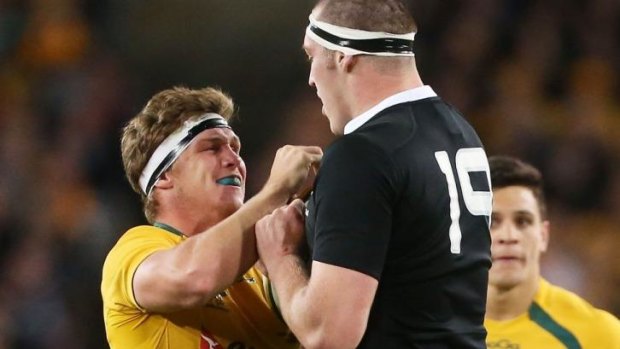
196,134 -> 241,146
514,210 -> 535,216
492,209 -> 535,216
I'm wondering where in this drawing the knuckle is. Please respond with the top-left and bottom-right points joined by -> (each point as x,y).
256,220 -> 266,230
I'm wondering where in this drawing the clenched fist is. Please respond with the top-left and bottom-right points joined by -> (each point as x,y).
264,145 -> 322,199
255,199 -> 306,271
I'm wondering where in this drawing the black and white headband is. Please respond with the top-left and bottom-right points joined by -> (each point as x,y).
305,15 -> 416,56
139,113 -> 230,195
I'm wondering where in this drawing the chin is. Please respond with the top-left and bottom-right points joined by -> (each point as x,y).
230,197 -> 245,210
328,121 -> 344,136
226,197 -> 244,210
489,272 -> 525,291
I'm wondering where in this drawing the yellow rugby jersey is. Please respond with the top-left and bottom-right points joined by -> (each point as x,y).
485,278 -> 620,349
101,225 -> 297,349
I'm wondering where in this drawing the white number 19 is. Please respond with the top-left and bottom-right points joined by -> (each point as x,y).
434,148 -> 492,254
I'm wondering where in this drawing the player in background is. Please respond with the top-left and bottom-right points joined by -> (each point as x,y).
485,155 -> 620,349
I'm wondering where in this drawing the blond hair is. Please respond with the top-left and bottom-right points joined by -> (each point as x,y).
121,86 -> 235,223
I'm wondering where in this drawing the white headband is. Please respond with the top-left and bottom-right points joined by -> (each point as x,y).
139,113 -> 229,195
306,15 -> 416,57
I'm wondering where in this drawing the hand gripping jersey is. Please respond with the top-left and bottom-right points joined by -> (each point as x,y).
101,225 -> 296,349
305,87 -> 493,348
485,279 -> 620,349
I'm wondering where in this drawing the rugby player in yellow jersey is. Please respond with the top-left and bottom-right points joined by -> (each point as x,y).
101,86 -> 322,349
485,155 -> 620,349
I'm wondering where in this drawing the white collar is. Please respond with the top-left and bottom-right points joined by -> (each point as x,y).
343,85 -> 437,135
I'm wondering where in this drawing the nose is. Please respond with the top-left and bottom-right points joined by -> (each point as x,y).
308,68 -> 315,88
222,146 -> 242,168
493,223 -> 520,245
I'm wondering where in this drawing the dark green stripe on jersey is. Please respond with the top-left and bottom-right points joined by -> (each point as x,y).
153,222 -> 185,237
529,302 -> 581,349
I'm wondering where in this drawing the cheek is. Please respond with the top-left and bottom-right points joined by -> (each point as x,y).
204,155 -> 219,170
535,236 -> 546,253
525,232 -> 543,254
489,230 -> 501,245
240,162 -> 247,181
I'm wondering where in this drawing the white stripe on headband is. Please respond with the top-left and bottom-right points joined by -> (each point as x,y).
139,113 -> 229,195
306,15 -> 416,57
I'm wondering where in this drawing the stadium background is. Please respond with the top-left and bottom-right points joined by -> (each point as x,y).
0,0 -> 618,347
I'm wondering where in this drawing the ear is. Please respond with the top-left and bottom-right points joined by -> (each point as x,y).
337,52 -> 357,73
539,220 -> 550,253
153,171 -> 174,190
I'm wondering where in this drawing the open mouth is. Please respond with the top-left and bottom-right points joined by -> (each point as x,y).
216,175 -> 242,187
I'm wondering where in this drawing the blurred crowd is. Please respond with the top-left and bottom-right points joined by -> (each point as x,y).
0,0 -> 618,348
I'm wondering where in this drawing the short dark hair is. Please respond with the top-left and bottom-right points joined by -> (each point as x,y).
315,0 -> 417,34
489,155 -> 547,219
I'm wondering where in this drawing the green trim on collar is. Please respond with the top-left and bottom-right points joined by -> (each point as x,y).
153,222 -> 186,237
529,302 -> 581,349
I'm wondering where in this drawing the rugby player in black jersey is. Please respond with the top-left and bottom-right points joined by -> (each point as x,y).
255,1 -> 493,348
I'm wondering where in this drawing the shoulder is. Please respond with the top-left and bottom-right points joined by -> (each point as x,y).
538,280 -> 620,340
354,105 -> 418,150
116,225 -> 181,247
107,225 -> 175,254
326,132 -> 384,154
320,133 -> 399,186
103,226 -> 181,277
322,133 -> 394,170
102,226 -> 183,311
541,280 -> 605,317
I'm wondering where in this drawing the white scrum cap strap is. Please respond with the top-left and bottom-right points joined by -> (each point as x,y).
139,113 -> 230,195
306,15 -> 416,57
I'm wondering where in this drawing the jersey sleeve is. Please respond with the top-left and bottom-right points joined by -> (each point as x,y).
311,135 -> 397,280
102,227 -> 177,313
592,309 -> 620,348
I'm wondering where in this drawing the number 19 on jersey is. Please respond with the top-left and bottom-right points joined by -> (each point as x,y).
435,148 -> 492,254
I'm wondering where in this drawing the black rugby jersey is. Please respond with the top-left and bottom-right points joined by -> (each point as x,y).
305,92 -> 492,348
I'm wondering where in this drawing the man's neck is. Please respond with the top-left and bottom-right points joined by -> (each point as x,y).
486,275 -> 541,321
348,67 -> 423,118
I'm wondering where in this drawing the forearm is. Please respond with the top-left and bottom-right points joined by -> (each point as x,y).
197,188 -> 290,286
185,187 -> 291,297
267,254 -> 322,348
267,258 -> 374,349
139,187 -> 291,312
